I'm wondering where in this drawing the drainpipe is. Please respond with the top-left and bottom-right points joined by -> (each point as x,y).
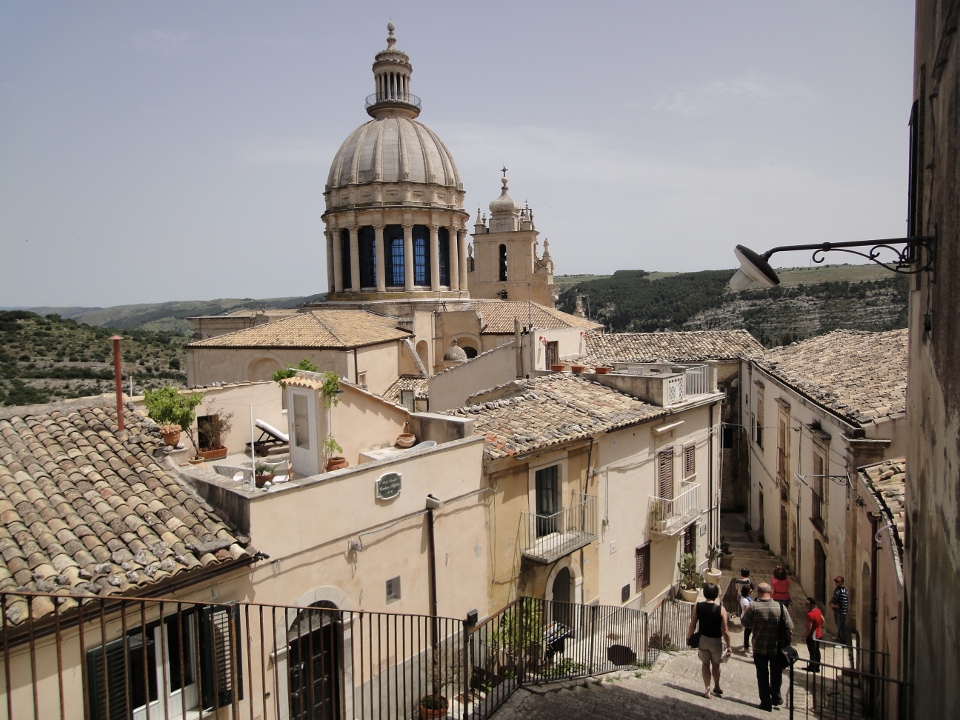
111,336 -> 124,431
708,402 -> 716,544
425,493 -> 442,694
868,512 -> 881,679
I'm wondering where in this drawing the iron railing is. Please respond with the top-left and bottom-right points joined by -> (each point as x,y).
365,92 -> 422,110
786,640 -> 912,719
649,480 -> 700,536
520,494 -> 598,564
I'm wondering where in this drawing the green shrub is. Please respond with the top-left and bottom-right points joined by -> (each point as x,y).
143,386 -> 203,431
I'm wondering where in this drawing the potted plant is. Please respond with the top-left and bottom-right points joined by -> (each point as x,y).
594,366 -> 610,374
320,371 -> 347,471
144,387 -> 203,451
719,535 -> 734,569
418,693 -> 448,720
158,423 -> 183,447
271,358 -> 319,383
570,364 -> 586,373
254,463 -> 275,488
677,552 -> 702,602
197,402 -> 233,461
650,502 -> 668,532
550,364 -> 565,372
704,544 -> 723,583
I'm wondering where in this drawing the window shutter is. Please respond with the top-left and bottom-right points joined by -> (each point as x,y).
200,604 -> 243,710
635,544 -> 650,591
658,449 -> 674,500
86,637 -> 129,720
683,445 -> 695,478
684,525 -> 695,555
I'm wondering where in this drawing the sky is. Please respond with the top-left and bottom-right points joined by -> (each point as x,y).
0,1 -> 916,308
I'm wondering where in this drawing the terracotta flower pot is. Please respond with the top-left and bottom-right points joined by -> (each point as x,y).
571,365 -> 586,373
550,364 -> 565,372
419,696 -> 448,719
395,433 -> 416,448
325,456 -> 349,472
595,366 -> 610,374
160,427 -> 181,447
255,473 -> 274,488
199,446 -> 228,461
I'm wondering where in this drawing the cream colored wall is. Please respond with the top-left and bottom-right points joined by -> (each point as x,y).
187,347 -> 349,386
353,342 -> 403,394
248,437 -> 488,618
313,383 -> 410,468
593,405 -> 716,609
429,342 -> 517,411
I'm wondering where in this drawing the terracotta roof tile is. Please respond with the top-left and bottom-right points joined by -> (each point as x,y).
380,376 -> 429,405
444,374 -> 667,460
459,301 -> 602,334
580,330 -> 763,364
860,457 -> 906,555
0,399 -> 251,622
187,308 -> 411,349
755,329 -> 907,426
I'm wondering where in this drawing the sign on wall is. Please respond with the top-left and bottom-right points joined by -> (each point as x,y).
376,472 -> 402,500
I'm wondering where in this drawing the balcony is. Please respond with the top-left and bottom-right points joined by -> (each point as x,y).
521,494 -> 598,564
649,481 -> 701,536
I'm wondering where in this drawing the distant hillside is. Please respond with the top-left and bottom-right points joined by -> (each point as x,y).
557,265 -> 907,347
0,311 -> 188,406
23,293 -> 327,334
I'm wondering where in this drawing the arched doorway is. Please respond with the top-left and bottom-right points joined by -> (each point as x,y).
288,602 -> 341,720
814,540 -> 827,604
551,567 -> 573,629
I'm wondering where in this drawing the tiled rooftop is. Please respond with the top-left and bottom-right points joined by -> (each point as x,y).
187,308 -> 410,348
860,457 -> 906,554
755,329 -> 907,426
445,374 -> 667,460
580,330 -> 763,364
380,375 -> 429,405
0,398 -> 250,622
462,301 -> 602,334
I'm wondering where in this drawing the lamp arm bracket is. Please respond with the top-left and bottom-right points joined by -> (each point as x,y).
764,236 -> 935,275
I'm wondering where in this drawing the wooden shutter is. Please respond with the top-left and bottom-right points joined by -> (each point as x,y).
86,637 -> 129,720
683,445 -> 695,478
657,449 -> 674,500
635,544 -> 651,591
200,604 -> 243,710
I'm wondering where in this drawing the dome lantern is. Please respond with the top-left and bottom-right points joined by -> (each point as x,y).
365,22 -> 421,120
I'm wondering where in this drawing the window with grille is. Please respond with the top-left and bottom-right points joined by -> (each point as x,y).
635,543 -> 651,591
413,225 -> 429,286
340,229 -> 351,289
438,227 -> 450,286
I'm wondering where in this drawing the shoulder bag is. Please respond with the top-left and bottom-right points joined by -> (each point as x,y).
777,603 -> 799,667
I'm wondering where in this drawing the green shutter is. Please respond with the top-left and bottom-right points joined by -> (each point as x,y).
86,637 -> 129,720
199,603 -> 243,710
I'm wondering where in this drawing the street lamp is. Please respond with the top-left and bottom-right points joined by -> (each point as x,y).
729,235 -> 936,291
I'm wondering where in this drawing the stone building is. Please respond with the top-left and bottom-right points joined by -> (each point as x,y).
904,0 -> 960,714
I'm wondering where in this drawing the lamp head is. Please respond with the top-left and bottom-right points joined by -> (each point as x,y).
730,244 -> 781,290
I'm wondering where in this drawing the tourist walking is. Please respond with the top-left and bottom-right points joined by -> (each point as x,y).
734,567 -> 755,594
804,597 -> 823,673
686,583 -> 732,699
740,584 -> 753,652
829,575 -> 849,644
771,565 -> 792,608
742,582 -> 794,712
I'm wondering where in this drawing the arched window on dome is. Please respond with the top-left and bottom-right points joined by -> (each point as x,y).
438,228 -> 450,287
358,226 -> 376,288
413,225 -> 430,286
339,229 -> 351,290
384,225 -> 405,287
499,244 -> 508,281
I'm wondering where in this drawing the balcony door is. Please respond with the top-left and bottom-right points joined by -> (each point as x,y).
289,605 -> 341,720
535,465 -> 560,537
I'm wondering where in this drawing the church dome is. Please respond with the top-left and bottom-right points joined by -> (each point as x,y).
443,340 -> 468,363
489,176 -> 520,215
326,118 -> 462,190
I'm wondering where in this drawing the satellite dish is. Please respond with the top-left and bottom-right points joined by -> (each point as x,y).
730,244 -> 781,290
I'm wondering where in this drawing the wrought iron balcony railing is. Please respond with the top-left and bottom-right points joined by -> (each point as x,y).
649,481 -> 701,536
520,494 -> 598,564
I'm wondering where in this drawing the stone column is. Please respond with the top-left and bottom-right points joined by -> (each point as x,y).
375,225 -> 386,292
349,227 -> 360,292
403,224 -> 414,291
458,228 -> 469,292
331,230 -> 343,293
449,226 -> 460,291
429,224 -> 440,290
326,230 -> 335,293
